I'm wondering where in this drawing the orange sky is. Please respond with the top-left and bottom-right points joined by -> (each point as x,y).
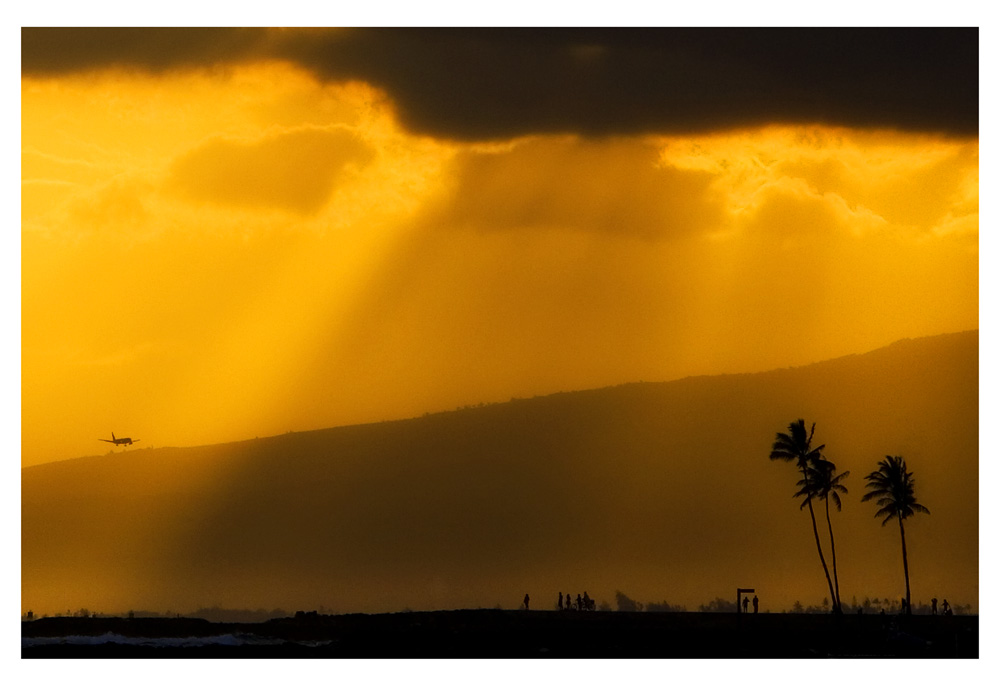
20,55 -> 978,468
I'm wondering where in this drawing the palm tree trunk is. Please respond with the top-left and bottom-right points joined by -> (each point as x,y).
806,495 -> 838,612
898,513 -> 911,615
825,497 -> 841,611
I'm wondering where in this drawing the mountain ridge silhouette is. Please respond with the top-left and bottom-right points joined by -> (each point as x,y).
22,329 -> 977,616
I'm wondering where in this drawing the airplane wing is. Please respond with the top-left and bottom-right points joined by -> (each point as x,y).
98,439 -> 114,443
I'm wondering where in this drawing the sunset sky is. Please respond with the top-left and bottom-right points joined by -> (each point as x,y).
19,26 -> 979,471
20,27 -> 978,471
11,17 -> 992,648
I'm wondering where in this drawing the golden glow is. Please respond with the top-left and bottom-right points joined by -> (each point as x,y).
22,63 -> 978,472
657,126 -> 979,235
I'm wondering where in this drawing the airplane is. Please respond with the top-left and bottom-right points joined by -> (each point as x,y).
98,432 -> 140,447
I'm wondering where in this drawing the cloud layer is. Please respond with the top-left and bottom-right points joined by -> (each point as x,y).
420,137 -> 723,239
167,127 -> 374,214
20,61 -> 978,469
22,28 -> 978,139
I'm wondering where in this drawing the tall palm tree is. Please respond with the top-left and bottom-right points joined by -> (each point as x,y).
795,458 -> 849,612
862,455 -> 929,615
770,419 -> 840,613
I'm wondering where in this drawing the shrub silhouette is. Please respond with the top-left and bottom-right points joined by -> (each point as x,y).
615,591 -> 643,612
698,597 -> 735,613
645,600 -> 687,613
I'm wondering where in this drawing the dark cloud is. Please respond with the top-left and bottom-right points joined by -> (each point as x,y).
22,27 -> 978,139
20,27 -> 268,74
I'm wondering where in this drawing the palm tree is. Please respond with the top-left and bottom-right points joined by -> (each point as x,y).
861,455 -> 929,615
795,458 -> 849,612
770,419 -> 840,613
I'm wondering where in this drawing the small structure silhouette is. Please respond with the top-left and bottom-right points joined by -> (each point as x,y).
752,595 -> 759,614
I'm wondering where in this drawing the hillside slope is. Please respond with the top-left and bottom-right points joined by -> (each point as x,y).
22,330 -> 978,615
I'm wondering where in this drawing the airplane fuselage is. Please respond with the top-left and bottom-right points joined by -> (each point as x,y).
99,432 -> 138,447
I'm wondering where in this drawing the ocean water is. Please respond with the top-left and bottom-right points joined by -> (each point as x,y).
21,632 -> 327,648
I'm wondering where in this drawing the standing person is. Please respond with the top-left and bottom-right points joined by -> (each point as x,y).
576,594 -> 582,611
742,596 -> 749,613
752,595 -> 759,614
558,592 -> 563,610
524,593 -> 530,611
566,588 -> 572,610
931,597 -> 938,615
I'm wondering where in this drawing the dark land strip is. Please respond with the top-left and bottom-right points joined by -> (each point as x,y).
21,610 -> 978,658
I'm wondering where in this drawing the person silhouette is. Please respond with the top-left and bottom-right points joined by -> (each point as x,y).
942,599 -> 952,615
583,591 -> 591,611
752,595 -> 759,614
742,596 -> 749,613
558,592 -> 563,610
524,593 -> 530,611
566,588 -> 572,610
931,597 -> 938,615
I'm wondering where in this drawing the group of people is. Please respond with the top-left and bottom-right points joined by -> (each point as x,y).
847,596 -> 956,616
557,591 -> 594,611
870,597 -> 953,616
931,598 -> 953,615
520,591 -> 595,611
741,595 -> 760,613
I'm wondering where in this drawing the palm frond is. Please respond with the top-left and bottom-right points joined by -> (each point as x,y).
861,455 -> 928,526
873,505 -> 894,519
